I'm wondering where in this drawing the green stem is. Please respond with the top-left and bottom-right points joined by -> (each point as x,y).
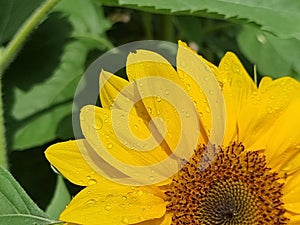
0,0 -> 60,169
0,80 -> 6,169
0,0 -> 60,73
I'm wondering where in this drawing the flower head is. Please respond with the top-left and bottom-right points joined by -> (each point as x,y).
46,41 -> 300,224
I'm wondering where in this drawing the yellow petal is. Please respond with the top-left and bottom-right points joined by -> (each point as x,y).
263,99 -> 300,174
238,76 -> 300,152
126,49 -> 193,151
45,140 -> 106,186
60,182 -> 167,225
176,41 -> 225,145
258,76 -> 273,89
285,212 -> 300,224
99,70 -> 131,109
218,52 -> 257,146
133,213 -> 172,225
80,105 -> 180,185
126,49 -> 178,84
283,170 -> 300,214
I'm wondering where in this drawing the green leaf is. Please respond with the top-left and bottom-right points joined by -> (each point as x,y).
0,0 -> 44,45
0,165 -> 58,225
46,176 -> 71,219
100,0 -> 300,40
12,102 -> 73,150
237,25 -> 300,79
4,0 -> 112,150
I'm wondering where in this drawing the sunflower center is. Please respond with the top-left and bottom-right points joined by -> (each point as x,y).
200,179 -> 258,224
165,143 -> 288,225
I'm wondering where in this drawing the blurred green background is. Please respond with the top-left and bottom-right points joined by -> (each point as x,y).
1,0 -> 300,220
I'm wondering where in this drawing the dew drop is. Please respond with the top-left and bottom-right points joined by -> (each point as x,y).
85,199 -> 97,207
156,96 -> 162,102
165,89 -> 170,95
94,118 -> 103,130
121,217 -> 129,224
119,203 -> 126,208
88,179 -> 97,185
185,112 -> 190,118
134,124 -> 139,130
104,204 -> 112,211
137,190 -> 144,196
147,107 -> 152,114
209,90 -> 214,95
205,106 -> 210,113
105,194 -> 114,199
107,143 -> 113,149
122,196 -> 127,200
186,83 -> 191,91
266,106 -> 273,114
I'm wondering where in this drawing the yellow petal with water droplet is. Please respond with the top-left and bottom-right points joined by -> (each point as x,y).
218,51 -> 257,146
262,99 -> 300,173
60,182 -> 166,225
99,70 -> 131,109
238,77 -> 300,152
126,49 -> 187,151
81,105 -> 170,166
80,105 -> 176,185
45,140 -> 107,186
177,41 -> 224,145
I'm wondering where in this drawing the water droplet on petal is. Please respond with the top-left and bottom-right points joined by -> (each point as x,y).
266,106 -> 273,114
105,194 -> 114,199
107,143 -> 113,149
147,107 -> 152,114
156,96 -> 161,102
165,89 -> 170,95
205,106 -> 210,113
186,83 -> 191,91
209,90 -> 214,95
94,118 -> 103,130
121,217 -> 129,224
104,204 -> 112,211
119,203 -> 126,208
185,112 -> 190,118
88,179 -> 97,185
137,190 -> 144,196
85,199 -> 97,207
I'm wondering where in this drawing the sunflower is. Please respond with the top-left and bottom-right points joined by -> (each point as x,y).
45,41 -> 300,224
